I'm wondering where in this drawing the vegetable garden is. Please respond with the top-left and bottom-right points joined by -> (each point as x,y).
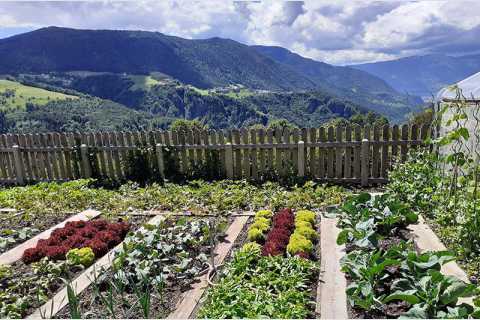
1,95 -> 480,319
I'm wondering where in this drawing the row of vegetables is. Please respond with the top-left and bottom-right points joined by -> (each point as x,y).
1,218 -> 133,318
0,206 -> 322,319
197,208 -> 319,318
337,192 -> 480,318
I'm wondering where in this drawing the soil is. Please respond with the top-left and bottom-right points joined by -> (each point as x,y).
0,211 -> 75,253
4,214 -> 149,318
54,215 -> 228,319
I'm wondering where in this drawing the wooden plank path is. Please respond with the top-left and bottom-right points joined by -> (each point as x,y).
317,216 -> 348,319
28,214 -> 165,319
168,215 -> 249,319
409,216 -> 469,282
0,209 -> 101,265
408,215 -> 472,305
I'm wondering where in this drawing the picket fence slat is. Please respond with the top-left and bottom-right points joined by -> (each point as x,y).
0,125 -> 429,186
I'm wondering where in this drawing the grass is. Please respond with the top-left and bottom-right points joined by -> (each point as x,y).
0,79 -> 77,110
223,88 -> 254,98
127,75 -> 161,91
189,85 -> 210,96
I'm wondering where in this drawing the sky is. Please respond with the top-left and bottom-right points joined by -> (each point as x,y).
1,0 -> 480,65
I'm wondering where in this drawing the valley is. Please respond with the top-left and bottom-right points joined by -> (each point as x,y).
0,27 -> 426,133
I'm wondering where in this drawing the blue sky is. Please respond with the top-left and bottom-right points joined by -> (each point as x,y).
1,0 -> 480,65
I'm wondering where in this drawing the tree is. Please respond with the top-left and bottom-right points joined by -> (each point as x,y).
170,119 -> 206,132
0,111 -> 7,133
267,119 -> 298,131
409,108 -> 433,126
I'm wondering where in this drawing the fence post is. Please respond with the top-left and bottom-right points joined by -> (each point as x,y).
225,142 -> 234,179
361,138 -> 369,186
155,143 -> 165,180
297,140 -> 305,177
80,144 -> 92,178
12,145 -> 24,185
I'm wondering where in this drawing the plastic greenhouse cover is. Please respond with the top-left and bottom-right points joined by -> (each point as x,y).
437,71 -> 480,101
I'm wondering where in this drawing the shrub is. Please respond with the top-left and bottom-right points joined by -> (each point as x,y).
287,233 -> 313,255
247,227 -> 264,242
66,247 -> 95,267
255,210 -> 273,219
296,210 -> 316,224
294,226 -> 317,241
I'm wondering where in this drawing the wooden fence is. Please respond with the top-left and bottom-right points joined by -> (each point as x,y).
0,124 -> 430,186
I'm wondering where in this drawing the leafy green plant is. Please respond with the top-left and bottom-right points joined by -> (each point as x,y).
0,227 -> 38,253
66,247 -> 95,267
0,257 -> 69,318
287,233 -> 313,255
384,270 -> 475,318
65,281 -> 81,319
198,249 -> 318,318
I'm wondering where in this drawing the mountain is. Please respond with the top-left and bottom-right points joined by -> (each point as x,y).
0,26 -> 314,91
351,54 -> 480,98
253,45 -> 423,120
0,27 -> 422,123
0,73 -> 376,133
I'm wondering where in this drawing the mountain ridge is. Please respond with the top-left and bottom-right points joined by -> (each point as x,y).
351,53 -> 480,98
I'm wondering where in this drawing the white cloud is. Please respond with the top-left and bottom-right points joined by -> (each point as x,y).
291,42 -> 397,65
0,0 -> 480,65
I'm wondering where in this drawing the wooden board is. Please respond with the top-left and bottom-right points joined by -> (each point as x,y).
0,209 -> 101,265
408,216 -> 470,283
168,215 -> 249,319
317,216 -> 348,319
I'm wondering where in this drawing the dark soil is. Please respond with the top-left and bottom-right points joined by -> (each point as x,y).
0,211 -> 75,253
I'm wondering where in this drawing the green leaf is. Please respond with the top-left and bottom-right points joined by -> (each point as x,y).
356,193 -> 372,203
440,281 -> 476,305
383,290 -> 421,305
458,127 -> 470,140
400,304 -> 429,319
336,230 -> 349,245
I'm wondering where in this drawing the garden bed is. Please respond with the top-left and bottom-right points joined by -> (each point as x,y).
337,193 -> 478,319
194,209 -> 321,319
0,210 -> 101,265
53,214 -> 232,319
0,210 -> 92,255
0,213 -> 145,318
